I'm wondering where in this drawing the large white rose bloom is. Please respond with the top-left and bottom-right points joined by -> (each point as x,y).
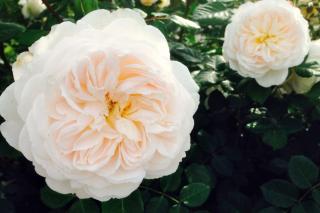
0,9 -> 199,201
18,0 -> 46,19
283,39 -> 320,94
223,0 -> 311,87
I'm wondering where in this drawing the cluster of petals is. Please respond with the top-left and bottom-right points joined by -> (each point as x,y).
0,9 -> 199,201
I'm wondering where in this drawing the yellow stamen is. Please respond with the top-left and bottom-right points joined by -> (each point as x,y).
255,34 -> 275,44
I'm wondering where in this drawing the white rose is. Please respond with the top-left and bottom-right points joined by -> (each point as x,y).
18,0 -> 46,19
283,39 -> 320,94
140,0 -> 170,8
309,39 -> 320,61
0,9 -> 199,201
140,0 -> 158,6
223,0 -> 311,87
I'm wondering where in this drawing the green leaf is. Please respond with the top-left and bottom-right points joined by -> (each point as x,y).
185,164 -> 216,188
291,204 -> 306,213
211,155 -> 233,177
0,140 -> 21,158
217,191 -> 251,213
261,179 -> 299,208
40,186 -> 74,209
169,204 -> 190,213
145,196 -> 169,213
291,201 -> 320,213
246,81 -> 272,104
303,201 -> 320,212
312,189 -> 320,205
196,130 -> 224,153
73,0 -> 99,16
170,42 -> 202,64
279,117 -> 304,134
259,207 -> 283,213
296,68 -> 314,78
0,22 -> 25,42
306,82 -> 320,100
262,129 -> 288,150
102,190 -> 143,213
170,15 -> 200,29
193,2 -> 232,26
288,155 -> 319,189
0,199 -> 14,213
160,167 -> 183,192
246,119 -> 274,134
180,183 -> 210,207
15,29 -> 47,46
68,199 -> 99,213
192,70 -> 217,86
295,61 -> 320,78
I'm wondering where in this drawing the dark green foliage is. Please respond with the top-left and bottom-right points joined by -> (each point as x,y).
101,190 -> 144,213
40,186 -> 74,208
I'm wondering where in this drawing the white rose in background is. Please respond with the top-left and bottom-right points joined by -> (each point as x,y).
140,0 -> 170,8
309,39 -> 320,60
223,0 -> 311,87
140,0 -> 158,6
283,39 -> 320,94
0,9 -> 199,201
18,0 -> 46,19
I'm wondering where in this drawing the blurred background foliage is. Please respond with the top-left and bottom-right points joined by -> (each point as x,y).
0,0 -> 320,212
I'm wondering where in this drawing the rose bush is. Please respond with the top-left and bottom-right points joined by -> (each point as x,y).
0,0 -> 320,212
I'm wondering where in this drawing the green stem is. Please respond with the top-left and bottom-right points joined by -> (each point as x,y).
139,185 -> 180,204
145,16 -> 169,22
298,182 -> 320,203
41,0 -> 63,22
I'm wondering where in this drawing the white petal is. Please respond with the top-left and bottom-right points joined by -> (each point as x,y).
115,118 -> 141,141
0,121 -> 23,150
18,125 -> 33,160
46,178 -> 72,195
0,83 -> 20,121
29,21 -> 77,56
145,150 -> 185,179
78,9 -> 145,29
256,69 -> 289,87
103,17 -> 169,59
87,181 -> 141,201
107,167 -> 145,184
171,61 -> 199,105
309,40 -> 320,61
171,61 -> 199,92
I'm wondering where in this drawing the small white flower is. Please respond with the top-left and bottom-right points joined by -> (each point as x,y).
18,0 -> 46,19
223,0 -> 311,87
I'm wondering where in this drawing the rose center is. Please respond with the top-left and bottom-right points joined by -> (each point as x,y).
104,92 -> 133,125
255,33 -> 276,45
